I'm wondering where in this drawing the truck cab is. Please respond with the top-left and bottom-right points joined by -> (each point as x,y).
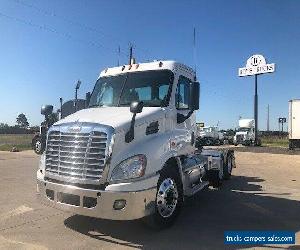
37,61 -> 234,228
234,119 -> 255,146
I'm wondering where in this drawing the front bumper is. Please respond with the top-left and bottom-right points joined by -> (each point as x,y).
37,179 -> 157,220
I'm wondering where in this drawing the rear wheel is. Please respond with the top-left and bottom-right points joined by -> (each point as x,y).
223,153 -> 233,180
144,167 -> 183,229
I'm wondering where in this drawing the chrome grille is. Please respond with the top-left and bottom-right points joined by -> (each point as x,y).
45,131 -> 107,181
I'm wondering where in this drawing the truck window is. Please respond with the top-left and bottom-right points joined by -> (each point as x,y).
135,87 -> 151,101
96,84 -> 114,106
89,70 -> 174,108
176,76 -> 191,109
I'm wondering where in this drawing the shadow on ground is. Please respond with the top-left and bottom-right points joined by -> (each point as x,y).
230,146 -> 300,155
64,176 -> 300,250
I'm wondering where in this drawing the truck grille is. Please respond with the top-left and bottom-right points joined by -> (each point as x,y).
236,134 -> 244,141
45,131 -> 107,181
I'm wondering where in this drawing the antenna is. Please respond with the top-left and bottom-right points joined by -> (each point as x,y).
117,45 -> 120,66
193,27 -> 197,80
129,44 -> 133,65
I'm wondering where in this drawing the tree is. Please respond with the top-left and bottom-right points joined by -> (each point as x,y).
16,113 -> 29,128
44,112 -> 59,127
0,123 -> 9,129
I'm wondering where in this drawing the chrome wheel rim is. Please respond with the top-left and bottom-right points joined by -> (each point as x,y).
35,141 -> 41,152
156,178 -> 178,218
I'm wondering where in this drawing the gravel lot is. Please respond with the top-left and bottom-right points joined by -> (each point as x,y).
0,150 -> 299,250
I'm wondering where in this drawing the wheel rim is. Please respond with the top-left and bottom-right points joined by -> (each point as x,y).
227,157 -> 232,174
156,178 -> 178,218
35,141 -> 41,152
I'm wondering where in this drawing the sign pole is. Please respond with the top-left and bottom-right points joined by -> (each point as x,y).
254,74 -> 258,145
239,54 -> 275,146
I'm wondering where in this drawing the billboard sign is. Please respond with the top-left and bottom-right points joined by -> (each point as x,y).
239,54 -> 275,77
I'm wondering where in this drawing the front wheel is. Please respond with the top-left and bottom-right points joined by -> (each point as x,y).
33,137 -> 45,155
144,168 -> 183,229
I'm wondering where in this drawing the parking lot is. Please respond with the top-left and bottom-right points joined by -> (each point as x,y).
0,150 -> 299,250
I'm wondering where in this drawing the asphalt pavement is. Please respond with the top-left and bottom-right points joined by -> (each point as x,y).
0,150 -> 299,250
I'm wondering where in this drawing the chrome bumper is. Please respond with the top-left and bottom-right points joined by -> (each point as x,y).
37,179 -> 156,220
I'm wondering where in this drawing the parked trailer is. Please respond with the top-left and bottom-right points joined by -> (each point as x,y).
37,60 -> 236,228
289,99 -> 300,149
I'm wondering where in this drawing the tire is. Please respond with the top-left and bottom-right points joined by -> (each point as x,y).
289,140 -> 294,150
209,170 -> 222,188
223,153 -> 233,180
33,137 -> 45,155
144,167 -> 183,229
256,139 -> 262,147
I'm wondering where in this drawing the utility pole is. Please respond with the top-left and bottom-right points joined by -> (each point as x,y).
267,104 -> 270,131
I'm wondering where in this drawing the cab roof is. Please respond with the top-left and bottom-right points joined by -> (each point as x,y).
99,60 -> 196,79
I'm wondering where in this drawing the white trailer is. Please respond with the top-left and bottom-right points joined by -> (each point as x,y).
37,61 -> 236,228
289,99 -> 300,149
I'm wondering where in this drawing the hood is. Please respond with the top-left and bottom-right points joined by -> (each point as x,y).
235,131 -> 248,136
55,106 -> 163,131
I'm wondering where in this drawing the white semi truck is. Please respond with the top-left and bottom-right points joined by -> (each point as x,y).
37,61 -> 235,228
289,99 -> 300,149
234,119 -> 256,146
196,126 -> 224,146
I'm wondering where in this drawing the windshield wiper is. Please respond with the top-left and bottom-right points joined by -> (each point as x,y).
89,104 -> 104,108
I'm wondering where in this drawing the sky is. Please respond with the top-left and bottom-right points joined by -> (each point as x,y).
0,0 -> 299,130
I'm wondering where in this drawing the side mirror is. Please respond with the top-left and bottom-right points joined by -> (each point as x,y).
189,82 -> 200,111
85,92 -> 91,108
41,105 -> 53,116
177,82 -> 200,124
130,101 -> 144,114
125,101 -> 144,143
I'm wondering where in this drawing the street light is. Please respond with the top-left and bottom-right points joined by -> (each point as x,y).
75,80 -> 81,112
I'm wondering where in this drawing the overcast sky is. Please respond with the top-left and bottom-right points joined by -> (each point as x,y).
0,0 -> 299,130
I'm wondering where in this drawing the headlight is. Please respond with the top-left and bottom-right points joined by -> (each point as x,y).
110,155 -> 147,181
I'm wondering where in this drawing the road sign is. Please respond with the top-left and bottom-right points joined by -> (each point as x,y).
278,117 -> 287,123
238,55 -> 275,77
197,122 -> 205,127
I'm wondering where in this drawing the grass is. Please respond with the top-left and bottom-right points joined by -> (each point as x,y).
261,137 -> 289,148
0,134 -> 33,151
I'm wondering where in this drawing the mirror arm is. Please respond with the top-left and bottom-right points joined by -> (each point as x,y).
177,110 -> 194,124
125,113 -> 137,143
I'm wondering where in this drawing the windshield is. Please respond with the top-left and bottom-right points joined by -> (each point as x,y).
89,70 -> 174,108
203,128 -> 211,132
238,128 -> 250,132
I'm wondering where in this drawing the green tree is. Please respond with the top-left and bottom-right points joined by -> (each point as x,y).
0,123 -> 9,129
16,113 -> 29,128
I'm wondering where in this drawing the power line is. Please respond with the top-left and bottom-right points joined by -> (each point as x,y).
10,0 -> 151,60
0,11 -> 128,60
